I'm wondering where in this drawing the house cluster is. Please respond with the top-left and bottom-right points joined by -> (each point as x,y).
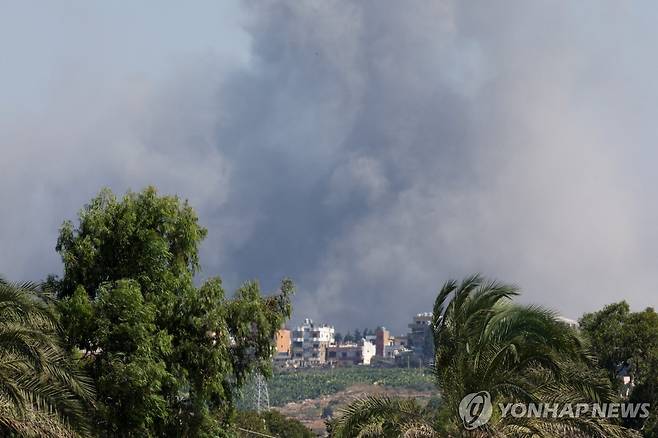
273,313 -> 436,368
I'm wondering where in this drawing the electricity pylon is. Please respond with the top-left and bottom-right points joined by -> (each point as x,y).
252,373 -> 270,412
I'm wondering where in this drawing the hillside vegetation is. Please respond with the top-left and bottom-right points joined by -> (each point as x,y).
267,367 -> 434,406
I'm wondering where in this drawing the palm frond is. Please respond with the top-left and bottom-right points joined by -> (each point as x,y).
329,395 -> 432,438
0,279 -> 94,436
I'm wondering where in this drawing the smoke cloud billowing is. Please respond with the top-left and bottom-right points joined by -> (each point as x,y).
2,1 -> 658,332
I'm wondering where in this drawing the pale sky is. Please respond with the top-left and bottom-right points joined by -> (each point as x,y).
0,1 -> 248,109
2,1 -> 658,333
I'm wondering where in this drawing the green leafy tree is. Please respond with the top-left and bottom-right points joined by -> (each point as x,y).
580,302 -> 658,433
330,275 -> 637,437
0,278 -> 94,437
334,332 -> 343,345
580,302 -> 658,384
55,187 -> 293,437
234,411 -> 268,437
353,329 -> 362,342
64,281 -> 171,436
235,410 -> 313,438
261,410 -> 313,438
55,187 -> 206,303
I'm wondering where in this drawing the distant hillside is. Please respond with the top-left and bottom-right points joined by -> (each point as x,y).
275,382 -> 437,436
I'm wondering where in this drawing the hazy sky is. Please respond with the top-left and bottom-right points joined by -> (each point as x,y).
2,1 -> 658,333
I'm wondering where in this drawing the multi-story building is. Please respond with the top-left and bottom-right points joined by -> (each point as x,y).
275,328 -> 291,355
375,327 -> 390,357
407,312 -> 434,363
326,340 -> 376,366
273,328 -> 292,367
291,318 -> 335,366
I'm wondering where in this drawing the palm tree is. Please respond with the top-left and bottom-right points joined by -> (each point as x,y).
329,275 -> 637,437
0,278 -> 94,437
328,396 -> 437,437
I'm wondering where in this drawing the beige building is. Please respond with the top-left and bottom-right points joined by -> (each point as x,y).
275,328 -> 291,355
326,340 -> 376,366
375,326 -> 390,357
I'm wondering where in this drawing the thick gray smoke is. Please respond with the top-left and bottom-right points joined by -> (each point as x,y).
2,1 -> 658,333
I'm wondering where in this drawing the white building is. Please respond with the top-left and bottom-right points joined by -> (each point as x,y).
291,318 -> 335,366
326,339 -> 376,366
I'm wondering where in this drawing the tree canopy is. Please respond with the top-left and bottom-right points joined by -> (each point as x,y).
235,410 -> 313,438
580,302 -> 658,434
53,187 -> 294,437
330,275 -> 637,438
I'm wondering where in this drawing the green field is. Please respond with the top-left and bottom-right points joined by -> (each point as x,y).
266,367 -> 435,406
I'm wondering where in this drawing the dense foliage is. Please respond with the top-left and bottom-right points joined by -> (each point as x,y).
330,275 -> 638,437
235,410 -> 313,437
51,187 -> 294,437
580,302 -> 658,382
0,279 -> 94,437
580,302 -> 658,435
260,368 -> 433,406
431,275 -> 631,437
3,186 -> 656,437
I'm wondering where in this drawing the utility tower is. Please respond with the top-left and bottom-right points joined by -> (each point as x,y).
253,373 -> 270,412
